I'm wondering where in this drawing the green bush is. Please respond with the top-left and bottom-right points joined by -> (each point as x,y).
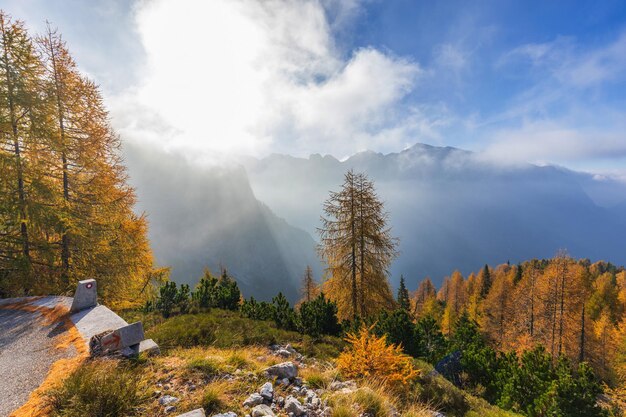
272,292 -> 298,331
192,269 -> 241,311
241,296 -> 275,320
47,360 -> 146,417
299,293 -> 341,338
156,281 -> 177,318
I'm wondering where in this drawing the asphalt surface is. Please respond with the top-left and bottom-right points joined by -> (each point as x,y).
0,306 -> 75,417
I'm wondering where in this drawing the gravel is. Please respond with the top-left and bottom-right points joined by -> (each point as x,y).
0,307 -> 76,416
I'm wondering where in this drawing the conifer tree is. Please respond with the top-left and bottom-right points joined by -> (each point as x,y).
412,277 -> 437,317
0,14 -> 155,306
319,170 -> 397,320
299,265 -> 317,304
0,12 -> 47,291
397,275 -> 410,311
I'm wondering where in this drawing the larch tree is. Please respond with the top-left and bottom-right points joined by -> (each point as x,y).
319,170 -> 397,320
481,264 -> 514,350
0,12 -> 49,292
299,265 -> 318,305
0,14 -> 155,306
412,277 -> 437,318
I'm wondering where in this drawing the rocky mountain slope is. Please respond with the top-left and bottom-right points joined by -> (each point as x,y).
124,144 -> 320,301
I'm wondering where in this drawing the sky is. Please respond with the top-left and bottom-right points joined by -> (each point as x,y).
3,0 -> 626,179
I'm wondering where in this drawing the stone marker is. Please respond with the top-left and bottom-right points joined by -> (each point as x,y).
99,322 -> 145,352
70,279 -> 98,312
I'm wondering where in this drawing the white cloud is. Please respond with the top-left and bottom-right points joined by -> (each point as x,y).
112,0 -> 421,161
497,32 -> 626,88
481,120 -> 626,165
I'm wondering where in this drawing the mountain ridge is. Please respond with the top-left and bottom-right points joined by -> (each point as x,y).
243,142 -> 626,287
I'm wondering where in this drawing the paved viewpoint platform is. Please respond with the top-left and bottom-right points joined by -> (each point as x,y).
0,295 -> 151,416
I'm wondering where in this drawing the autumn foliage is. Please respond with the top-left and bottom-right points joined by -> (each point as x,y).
337,324 -> 419,388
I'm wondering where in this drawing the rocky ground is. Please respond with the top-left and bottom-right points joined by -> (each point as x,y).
150,344 -> 443,417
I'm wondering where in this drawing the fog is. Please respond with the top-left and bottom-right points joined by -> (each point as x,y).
123,141 -> 626,297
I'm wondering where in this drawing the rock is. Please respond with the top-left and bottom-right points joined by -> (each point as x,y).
265,361 -> 298,380
321,407 -> 331,417
430,413 -> 446,417
160,395 -> 179,406
252,404 -> 275,417
329,381 -> 357,391
244,393 -> 265,408
293,377 -> 303,387
276,396 -> 285,407
176,410 -> 206,417
213,413 -> 238,417
305,389 -> 316,401
276,349 -> 292,357
280,378 -> 290,386
284,344 -> 296,354
284,396 -> 306,416
259,381 -> 274,401
165,405 -> 177,413
311,398 -> 321,408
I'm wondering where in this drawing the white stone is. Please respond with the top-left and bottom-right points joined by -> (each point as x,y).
265,362 -> 298,380
70,279 -> 98,312
251,404 -> 275,417
176,410 -> 206,417
284,396 -> 306,417
259,382 -> 273,401
243,393 -> 264,408
159,395 -> 179,406
213,413 -> 237,417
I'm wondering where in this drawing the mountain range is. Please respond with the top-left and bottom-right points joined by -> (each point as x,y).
125,142 -> 626,300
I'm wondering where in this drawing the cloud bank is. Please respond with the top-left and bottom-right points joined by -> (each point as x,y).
112,0 -> 422,161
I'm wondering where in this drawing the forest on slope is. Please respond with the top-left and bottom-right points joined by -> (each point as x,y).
0,12 -> 157,307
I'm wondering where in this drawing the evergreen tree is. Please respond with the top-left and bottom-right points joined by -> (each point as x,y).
272,292 -> 297,330
415,316 -> 447,363
374,308 -> 417,356
241,296 -> 275,321
215,268 -> 241,310
156,281 -> 178,318
478,264 -> 492,298
397,275 -> 411,311
298,293 -> 341,337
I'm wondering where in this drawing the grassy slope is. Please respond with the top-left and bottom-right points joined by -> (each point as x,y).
46,309 -> 521,417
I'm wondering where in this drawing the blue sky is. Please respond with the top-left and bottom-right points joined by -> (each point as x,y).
3,0 -> 626,178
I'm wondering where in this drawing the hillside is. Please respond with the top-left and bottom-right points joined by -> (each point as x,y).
43,307 -> 523,417
244,143 -> 626,287
124,143 -> 321,301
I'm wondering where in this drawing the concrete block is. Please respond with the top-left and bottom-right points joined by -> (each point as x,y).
70,279 -> 97,312
100,322 -> 145,352
176,409 -> 206,417
139,338 -> 160,355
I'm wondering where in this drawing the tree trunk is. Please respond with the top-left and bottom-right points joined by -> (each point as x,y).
47,27 -> 70,284
1,19 -> 30,262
